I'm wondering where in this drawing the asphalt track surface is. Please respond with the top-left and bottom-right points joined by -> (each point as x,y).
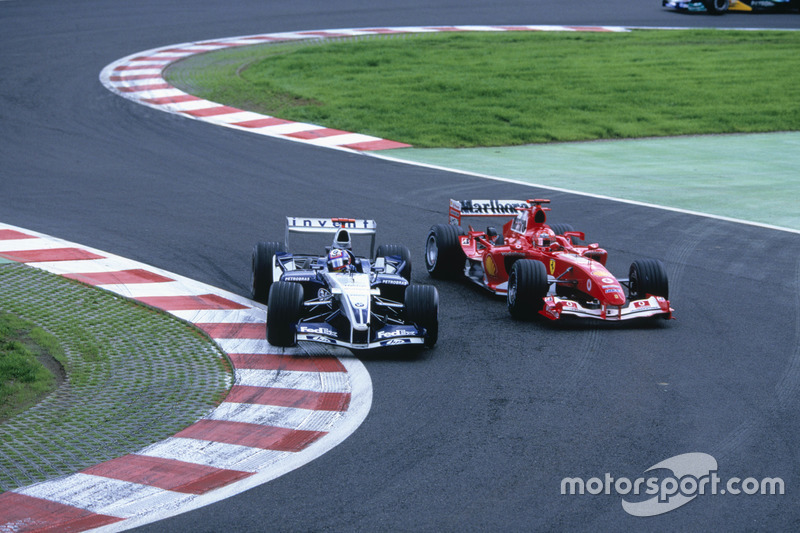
2,1 -> 799,531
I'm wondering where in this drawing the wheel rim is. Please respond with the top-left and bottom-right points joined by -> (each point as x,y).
425,235 -> 439,269
508,272 -> 517,306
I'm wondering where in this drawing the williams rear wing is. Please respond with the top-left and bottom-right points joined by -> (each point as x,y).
285,217 -> 377,256
449,199 -> 533,225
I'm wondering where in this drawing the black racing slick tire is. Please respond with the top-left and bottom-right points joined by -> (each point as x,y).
252,241 -> 285,304
507,259 -> 549,320
405,284 -> 439,348
628,259 -> 669,300
376,244 -> 412,281
266,281 -> 304,347
425,224 -> 466,279
703,0 -> 729,13
548,223 -> 578,245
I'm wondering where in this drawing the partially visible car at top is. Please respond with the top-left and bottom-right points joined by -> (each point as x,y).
252,216 -> 438,350
663,0 -> 800,14
424,199 -> 673,322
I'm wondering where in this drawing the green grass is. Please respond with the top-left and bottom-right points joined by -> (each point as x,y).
165,30 -> 800,148
0,312 -> 62,420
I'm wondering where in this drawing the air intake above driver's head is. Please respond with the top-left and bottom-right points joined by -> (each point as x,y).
333,229 -> 352,249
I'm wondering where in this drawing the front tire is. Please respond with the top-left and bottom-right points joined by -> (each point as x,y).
267,281 -> 304,347
376,244 -> 412,281
703,0 -> 729,13
628,259 -> 669,300
252,241 -> 285,304
405,284 -> 439,347
425,224 -> 466,279
507,259 -> 549,320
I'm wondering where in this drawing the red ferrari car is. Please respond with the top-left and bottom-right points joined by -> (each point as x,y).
424,199 -> 673,321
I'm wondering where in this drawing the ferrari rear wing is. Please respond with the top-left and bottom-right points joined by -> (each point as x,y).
449,199 -> 535,225
285,217 -> 377,255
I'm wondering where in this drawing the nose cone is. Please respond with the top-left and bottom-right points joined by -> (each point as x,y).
592,275 -> 626,306
605,290 -> 626,306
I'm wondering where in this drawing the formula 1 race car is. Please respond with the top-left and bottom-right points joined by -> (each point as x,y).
424,199 -> 673,322
252,217 -> 438,350
663,0 -> 800,14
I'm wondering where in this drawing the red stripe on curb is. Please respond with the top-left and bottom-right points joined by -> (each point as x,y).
0,492 -> 123,532
341,139 -> 412,151
82,455 -> 253,495
195,322 -> 265,339
109,74 -> 163,81
240,36 -> 287,41
0,229 -> 33,240
175,420 -> 326,451
0,248 -> 104,263
136,294 -> 249,311
228,353 -> 347,373
286,128 -> 351,140
226,385 -> 351,411
62,269 -> 175,286
184,105 -> 243,117
297,31 -> 352,38
142,95 -> 201,105
131,55 -> 185,62
233,117 -> 293,128
113,64 -> 164,71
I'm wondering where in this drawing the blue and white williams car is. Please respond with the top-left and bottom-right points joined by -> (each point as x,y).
251,217 -> 438,351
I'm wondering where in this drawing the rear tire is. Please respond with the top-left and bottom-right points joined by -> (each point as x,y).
628,259 -> 669,300
405,284 -> 439,347
507,259 -> 549,320
376,244 -> 412,281
425,224 -> 466,279
252,241 -> 285,304
267,281 -> 304,347
548,223 -> 578,245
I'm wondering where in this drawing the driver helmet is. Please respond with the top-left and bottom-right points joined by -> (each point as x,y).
327,248 -> 351,272
536,230 -> 553,247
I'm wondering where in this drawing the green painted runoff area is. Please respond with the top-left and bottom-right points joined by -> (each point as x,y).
386,132 -> 800,231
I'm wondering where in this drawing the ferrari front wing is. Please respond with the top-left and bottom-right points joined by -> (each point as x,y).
540,295 -> 673,321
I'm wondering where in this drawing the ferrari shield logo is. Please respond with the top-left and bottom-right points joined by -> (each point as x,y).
549,259 -> 556,275
485,255 -> 497,277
